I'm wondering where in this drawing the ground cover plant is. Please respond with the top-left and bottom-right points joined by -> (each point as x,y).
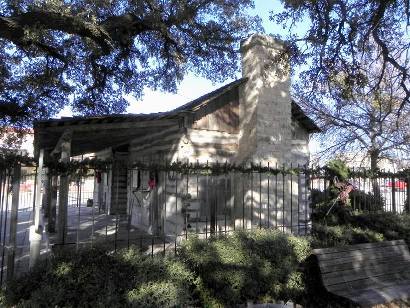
178,230 -> 310,306
2,211 -> 409,308
1,230 -> 311,307
2,246 -> 198,308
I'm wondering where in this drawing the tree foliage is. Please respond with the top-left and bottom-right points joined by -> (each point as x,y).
303,62 -> 410,169
272,0 -> 410,167
0,0 -> 261,131
273,0 -> 409,108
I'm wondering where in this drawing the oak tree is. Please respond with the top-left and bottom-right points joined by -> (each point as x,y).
272,0 -> 409,111
300,62 -> 410,171
272,0 -> 410,168
0,0 -> 261,138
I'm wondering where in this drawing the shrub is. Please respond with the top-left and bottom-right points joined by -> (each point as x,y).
178,229 -> 310,306
349,212 -> 410,245
3,246 -> 197,308
311,212 -> 410,248
310,189 -> 385,226
311,202 -> 353,226
4,214 -> 410,307
403,199 -> 410,213
127,281 -> 183,308
349,189 -> 384,211
310,188 -> 331,207
311,224 -> 385,248
325,159 -> 350,182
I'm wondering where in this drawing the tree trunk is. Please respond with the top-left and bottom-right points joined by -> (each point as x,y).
370,150 -> 382,207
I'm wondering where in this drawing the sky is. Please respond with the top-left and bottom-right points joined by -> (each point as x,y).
55,0 -> 320,153
125,0 -> 289,114
123,0 -> 280,114
58,0 -> 289,117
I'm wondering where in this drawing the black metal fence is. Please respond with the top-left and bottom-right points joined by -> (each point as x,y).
47,163 -> 311,257
0,166 -> 37,285
1,161 -> 410,284
311,169 -> 410,214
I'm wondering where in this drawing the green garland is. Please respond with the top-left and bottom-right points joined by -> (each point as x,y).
350,169 -> 410,178
130,161 -> 308,176
308,166 -> 410,179
46,158 -> 112,176
0,152 -> 111,176
2,151 -> 410,179
0,150 -> 36,170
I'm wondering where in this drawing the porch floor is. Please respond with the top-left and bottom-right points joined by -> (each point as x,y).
1,205 -> 173,282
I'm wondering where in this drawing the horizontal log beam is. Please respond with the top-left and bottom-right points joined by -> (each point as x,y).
130,126 -> 183,146
39,119 -> 180,133
130,133 -> 182,153
186,128 -> 238,143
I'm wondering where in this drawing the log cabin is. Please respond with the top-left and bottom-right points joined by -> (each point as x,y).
34,34 -> 320,243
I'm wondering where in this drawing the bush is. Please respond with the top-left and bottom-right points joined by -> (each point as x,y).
325,159 -> 350,182
3,214 -> 410,307
311,224 -> 385,248
311,202 -> 353,226
310,188 -> 331,207
349,212 -> 410,245
3,246 -> 197,308
178,229 -> 310,306
349,189 -> 384,211
310,189 -> 385,226
403,199 -> 410,213
2,231 -> 312,307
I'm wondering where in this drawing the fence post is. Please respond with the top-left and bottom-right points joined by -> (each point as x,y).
406,176 -> 410,213
7,164 -> 21,283
391,175 -> 396,214
42,168 -> 49,217
0,172 -> 11,284
58,142 -> 70,245
48,175 -> 57,233
30,149 -> 44,268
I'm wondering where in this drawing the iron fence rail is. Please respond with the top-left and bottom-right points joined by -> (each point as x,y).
0,162 -> 409,285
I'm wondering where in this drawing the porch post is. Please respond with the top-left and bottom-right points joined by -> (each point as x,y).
42,167 -> 49,217
29,149 -> 44,268
58,140 -> 71,244
97,173 -> 105,212
210,177 -> 216,235
7,164 -> 21,282
47,175 -> 57,233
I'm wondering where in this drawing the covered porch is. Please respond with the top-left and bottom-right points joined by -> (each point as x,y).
27,113 -> 186,271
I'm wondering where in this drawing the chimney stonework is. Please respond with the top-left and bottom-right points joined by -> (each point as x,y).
237,34 -> 293,165
233,34 -> 310,233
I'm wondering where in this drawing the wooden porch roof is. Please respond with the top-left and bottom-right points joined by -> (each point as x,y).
33,79 -> 247,158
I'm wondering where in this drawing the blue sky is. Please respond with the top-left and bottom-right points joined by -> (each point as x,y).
56,0 -> 291,117
124,0 -> 288,114
54,0 -> 320,155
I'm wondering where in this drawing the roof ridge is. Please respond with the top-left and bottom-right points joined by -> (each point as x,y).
34,78 -> 248,127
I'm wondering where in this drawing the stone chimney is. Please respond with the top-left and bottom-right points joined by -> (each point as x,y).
237,34 -> 292,165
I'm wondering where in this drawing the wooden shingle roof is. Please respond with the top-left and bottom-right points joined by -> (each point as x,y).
34,78 -> 319,157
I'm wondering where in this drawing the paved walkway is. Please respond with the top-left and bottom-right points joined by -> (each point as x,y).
49,206 -> 173,252
0,205 -> 174,283
0,209 -> 36,283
